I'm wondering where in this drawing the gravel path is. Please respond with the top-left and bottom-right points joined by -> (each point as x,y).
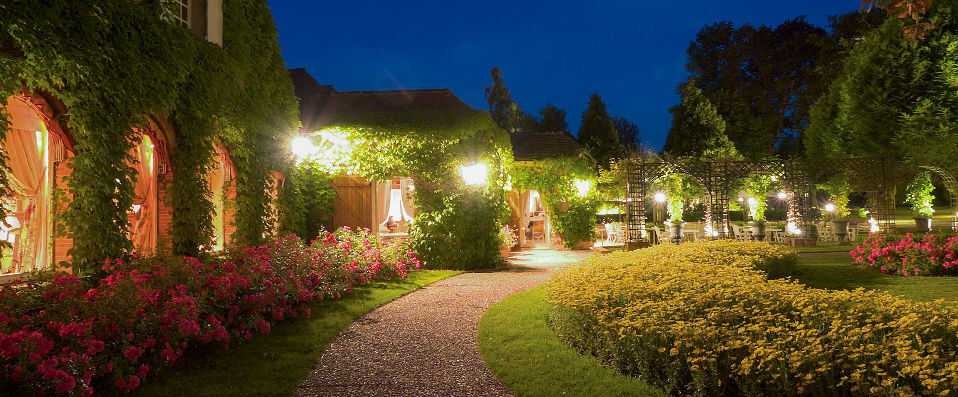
294,248 -> 593,397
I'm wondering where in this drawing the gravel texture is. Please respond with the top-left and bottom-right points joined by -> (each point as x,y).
294,248 -> 593,397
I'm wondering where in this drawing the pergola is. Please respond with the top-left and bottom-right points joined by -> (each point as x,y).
624,157 -> 958,245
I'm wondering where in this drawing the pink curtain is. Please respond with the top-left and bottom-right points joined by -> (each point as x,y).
130,136 -> 155,251
4,97 -> 50,272
377,181 -> 390,229
400,178 -> 415,218
208,154 -> 226,250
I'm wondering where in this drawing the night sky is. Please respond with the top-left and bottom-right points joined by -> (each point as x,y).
267,1 -> 863,150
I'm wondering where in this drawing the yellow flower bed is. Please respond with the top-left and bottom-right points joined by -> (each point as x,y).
549,240 -> 958,396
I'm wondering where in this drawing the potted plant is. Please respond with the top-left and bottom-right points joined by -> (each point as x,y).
666,198 -> 684,244
499,225 -> 519,258
742,174 -> 774,242
818,173 -> 852,243
905,171 -> 935,233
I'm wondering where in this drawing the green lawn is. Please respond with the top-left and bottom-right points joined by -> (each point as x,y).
790,253 -> 958,303
478,285 -> 665,397
135,270 -> 459,397
889,206 -> 954,232
792,244 -> 857,253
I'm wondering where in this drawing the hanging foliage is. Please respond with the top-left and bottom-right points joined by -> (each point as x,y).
0,1 -> 299,274
511,156 -> 598,248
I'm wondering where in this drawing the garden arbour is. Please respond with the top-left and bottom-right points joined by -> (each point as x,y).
623,156 -> 958,244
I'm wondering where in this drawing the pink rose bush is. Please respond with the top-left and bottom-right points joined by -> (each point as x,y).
0,228 -> 419,395
850,233 -> 958,276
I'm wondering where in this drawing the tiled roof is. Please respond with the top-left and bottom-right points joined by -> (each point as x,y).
509,131 -> 587,161
289,68 -> 475,133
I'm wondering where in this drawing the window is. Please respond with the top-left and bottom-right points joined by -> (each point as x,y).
163,0 -> 190,29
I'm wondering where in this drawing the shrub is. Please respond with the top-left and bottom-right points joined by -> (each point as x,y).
851,232 -> 958,276
549,240 -> 958,396
410,188 -> 506,269
905,171 -> 936,218
0,228 -> 418,395
551,198 -> 598,249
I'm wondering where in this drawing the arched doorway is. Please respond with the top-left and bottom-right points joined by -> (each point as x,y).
916,165 -> 958,231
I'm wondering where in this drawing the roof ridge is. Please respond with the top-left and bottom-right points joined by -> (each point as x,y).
333,88 -> 452,95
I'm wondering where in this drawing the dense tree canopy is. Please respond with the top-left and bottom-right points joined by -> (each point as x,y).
577,93 -> 621,169
614,117 -> 641,153
484,67 -> 523,132
806,2 -> 958,174
536,103 -> 569,133
684,17 -> 828,159
663,79 -> 737,159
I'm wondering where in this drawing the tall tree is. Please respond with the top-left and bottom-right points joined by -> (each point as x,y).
484,67 -> 523,132
686,18 -> 827,159
536,103 -> 568,133
806,3 -> 958,174
613,117 -> 641,152
518,110 -> 539,132
577,93 -> 621,169
664,79 -> 736,159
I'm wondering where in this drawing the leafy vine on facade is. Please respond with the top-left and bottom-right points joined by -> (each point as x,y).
0,1 -> 298,273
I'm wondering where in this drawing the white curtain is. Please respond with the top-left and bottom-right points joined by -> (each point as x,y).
386,188 -> 413,222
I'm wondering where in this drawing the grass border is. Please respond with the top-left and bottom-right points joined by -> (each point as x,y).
134,270 -> 460,396
478,285 -> 664,397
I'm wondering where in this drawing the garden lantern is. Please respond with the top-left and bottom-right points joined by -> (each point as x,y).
654,192 -> 666,203
460,162 -> 489,186
825,203 -> 836,212
574,179 -> 593,197
777,192 -> 787,200
290,136 -> 319,162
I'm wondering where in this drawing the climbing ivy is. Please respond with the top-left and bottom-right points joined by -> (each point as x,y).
510,156 -> 598,248
300,109 -> 513,269
0,1 -> 298,273
277,161 -> 337,242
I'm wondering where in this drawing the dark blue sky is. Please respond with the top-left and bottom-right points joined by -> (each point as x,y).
267,1 -> 862,150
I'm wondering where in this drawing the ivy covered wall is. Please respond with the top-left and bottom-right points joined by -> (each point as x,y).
510,156 -> 598,249
0,0 -> 299,273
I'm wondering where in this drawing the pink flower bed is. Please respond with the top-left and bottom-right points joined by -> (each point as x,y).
0,228 -> 419,395
850,233 -> 958,276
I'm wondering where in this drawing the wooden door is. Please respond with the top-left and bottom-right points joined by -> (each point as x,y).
331,176 -> 372,231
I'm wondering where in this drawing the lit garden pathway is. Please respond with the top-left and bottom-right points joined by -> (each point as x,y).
294,248 -> 593,397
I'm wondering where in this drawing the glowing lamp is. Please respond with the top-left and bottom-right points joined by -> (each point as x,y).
653,192 -> 667,203
737,197 -> 744,202
825,203 -> 836,212
460,163 -> 489,186
290,136 -> 319,161
787,221 -> 802,236
573,179 -> 593,197
777,192 -> 787,200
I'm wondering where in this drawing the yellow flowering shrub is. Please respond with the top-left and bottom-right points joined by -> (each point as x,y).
549,240 -> 958,396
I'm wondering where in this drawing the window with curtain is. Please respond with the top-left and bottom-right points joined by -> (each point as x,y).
1,96 -> 52,275
129,134 -> 156,252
